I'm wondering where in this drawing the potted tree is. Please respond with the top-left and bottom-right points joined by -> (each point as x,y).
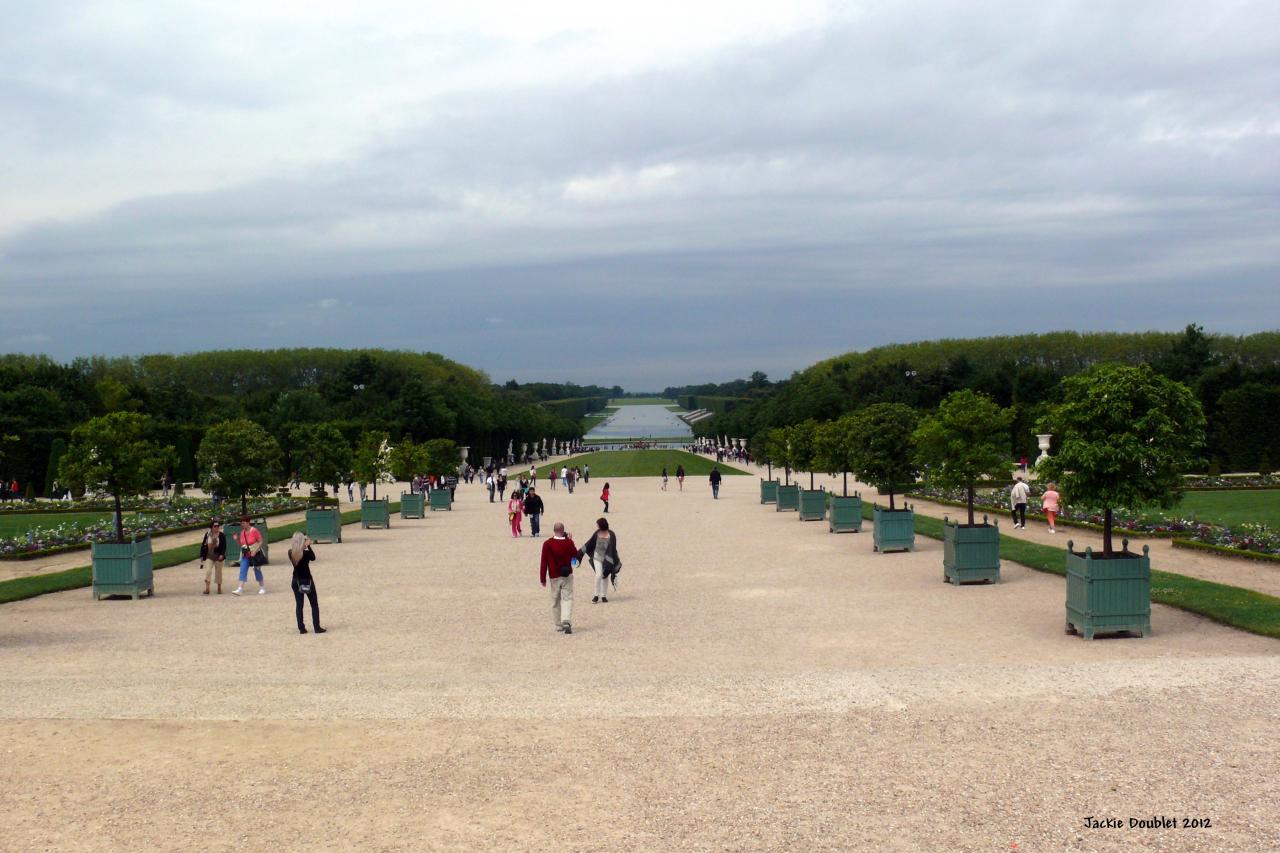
752,428 -> 779,504
198,419 -> 283,564
352,430 -> 393,527
59,413 -> 171,600
814,415 -> 862,533
423,438 -> 460,510
849,403 -> 919,553
390,437 -> 431,519
914,390 -> 1012,584
790,420 -> 827,521
1038,363 -> 1205,639
298,423 -> 351,542
769,428 -> 800,512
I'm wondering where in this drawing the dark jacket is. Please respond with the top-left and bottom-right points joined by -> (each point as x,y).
579,530 -> 621,577
289,546 -> 317,584
523,494 -> 545,515
200,531 -> 226,561
709,469 -> 722,485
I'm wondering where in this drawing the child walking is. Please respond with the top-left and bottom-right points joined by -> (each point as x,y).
600,482 -> 610,514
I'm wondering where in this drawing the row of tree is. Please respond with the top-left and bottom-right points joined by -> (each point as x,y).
698,327 -> 1279,473
752,364 -> 1206,555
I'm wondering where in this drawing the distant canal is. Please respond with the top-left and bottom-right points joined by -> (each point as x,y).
585,405 -> 694,440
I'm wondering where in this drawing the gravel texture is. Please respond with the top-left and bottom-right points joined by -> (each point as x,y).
1,472 -> 1277,851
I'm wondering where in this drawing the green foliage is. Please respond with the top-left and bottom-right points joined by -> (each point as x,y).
782,420 -> 820,487
1213,382 -> 1280,472
913,390 -> 1012,524
422,438 -> 460,478
43,437 -> 67,496
296,423 -> 352,488
196,419 -> 283,512
540,397 -> 609,420
59,413 -> 172,542
848,403 -> 919,510
1037,364 -> 1206,554
351,430 -> 392,487
814,415 -> 860,495
389,436 -> 431,481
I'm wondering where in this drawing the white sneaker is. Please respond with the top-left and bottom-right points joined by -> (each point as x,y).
232,587 -> 243,596
1049,529 -> 1056,534
258,587 -> 267,595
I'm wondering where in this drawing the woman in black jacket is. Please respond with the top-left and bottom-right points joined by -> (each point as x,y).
199,521 -> 226,595
288,532 -> 325,634
578,517 -> 621,603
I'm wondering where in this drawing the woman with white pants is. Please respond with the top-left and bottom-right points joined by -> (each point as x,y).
578,517 -> 621,603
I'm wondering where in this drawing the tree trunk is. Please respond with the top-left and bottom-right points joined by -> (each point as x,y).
842,471 -> 848,497
113,492 -> 124,544
373,481 -> 378,500
1103,507 -> 1114,556
967,483 -> 975,526
766,463 -> 772,479
785,466 -> 790,486
809,471 -> 814,489
241,493 -> 248,514
888,489 -> 896,511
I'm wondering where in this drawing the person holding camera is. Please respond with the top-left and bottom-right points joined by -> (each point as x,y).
288,531 -> 325,634
539,522 -> 578,634
231,515 -> 266,596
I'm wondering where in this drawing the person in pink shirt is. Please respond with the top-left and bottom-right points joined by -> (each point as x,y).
507,492 -> 524,538
1041,483 -> 1062,534
232,515 -> 266,595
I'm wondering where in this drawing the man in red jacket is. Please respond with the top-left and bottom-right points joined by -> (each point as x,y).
539,522 -> 578,634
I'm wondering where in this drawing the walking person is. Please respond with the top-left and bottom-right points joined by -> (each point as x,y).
508,490 -> 524,537
600,482 -> 610,513
560,466 -> 568,489
288,532 -> 325,634
709,466 -> 722,499
548,468 -> 556,490
231,516 -> 266,596
199,520 -> 226,595
1010,476 -> 1030,529
497,471 -> 508,502
661,467 -> 669,491
583,464 -> 590,484
539,522 -> 578,634
578,517 -> 621,603
486,471 -> 496,502
1041,482 -> 1062,534
446,472 -> 459,501
523,487 -> 544,537
676,464 -> 685,491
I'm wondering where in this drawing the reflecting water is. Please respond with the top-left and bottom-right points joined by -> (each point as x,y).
585,405 -> 693,439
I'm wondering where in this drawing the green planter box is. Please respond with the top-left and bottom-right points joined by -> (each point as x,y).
305,507 -> 343,543
828,494 -> 863,533
361,499 -> 391,529
223,519 -> 270,565
798,488 -> 827,521
429,489 -> 452,511
760,479 -> 779,504
400,492 -> 425,519
91,535 -> 153,600
942,517 -> 1000,584
1065,540 -> 1151,640
775,484 -> 800,512
872,505 -> 915,553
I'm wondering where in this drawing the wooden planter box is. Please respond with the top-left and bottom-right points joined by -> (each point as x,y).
872,505 -> 915,553
429,489 -> 453,511
760,479 -> 779,504
400,492 -> 425,519
828,494 -> 863,533
223,519 -> 270,565
1065,540 -> 1151,639
305,507 -> 343,543
798,488 -> 826,521
943,517 -> 1000,584
91,536 -> 153,600
361,499 -> 391,529
775,484 -> 800,512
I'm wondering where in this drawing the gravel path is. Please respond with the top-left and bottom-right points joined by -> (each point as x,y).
1,471 -> 1277,850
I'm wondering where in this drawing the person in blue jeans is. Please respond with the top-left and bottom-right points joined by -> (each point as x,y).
231,515 -> 266,595
709,467 -> 722,498
523,487 -> 544,537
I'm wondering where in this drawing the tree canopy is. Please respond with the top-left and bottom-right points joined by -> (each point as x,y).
848,403 -> 919,510
196,419 -> 283,513
913,390 -> 1012,525
59,413 -> 172,542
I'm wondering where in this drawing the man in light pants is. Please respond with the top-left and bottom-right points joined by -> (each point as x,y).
539,522 -> 578,634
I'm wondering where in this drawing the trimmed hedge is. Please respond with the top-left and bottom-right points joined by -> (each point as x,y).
1172,538 -> 1280,564
906,492 -> 1188,539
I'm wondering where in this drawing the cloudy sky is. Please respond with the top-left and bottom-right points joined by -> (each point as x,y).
2,1 -> 1277,389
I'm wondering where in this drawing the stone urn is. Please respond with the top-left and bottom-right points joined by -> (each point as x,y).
1036,434 -> 1053,465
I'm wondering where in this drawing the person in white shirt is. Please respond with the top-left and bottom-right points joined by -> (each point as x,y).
1010,476 -> 1031,529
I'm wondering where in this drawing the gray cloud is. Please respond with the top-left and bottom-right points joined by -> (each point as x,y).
1,1 -> 1277,388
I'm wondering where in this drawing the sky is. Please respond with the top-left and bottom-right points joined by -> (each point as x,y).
2,0 -> 1278,390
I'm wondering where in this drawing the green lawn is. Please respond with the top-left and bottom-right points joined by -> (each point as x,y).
607,397 -> 676,406
535,450 -> 746,479
580,414 -> 608,431
0,512 -> 115,539
1143,490 -> 1280,529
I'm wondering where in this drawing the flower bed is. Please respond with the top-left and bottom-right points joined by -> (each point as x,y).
1181,474 -> 1280,491
0,496 -> 309,559
908,486 -> 1195,537
1176,522 -> 1280,559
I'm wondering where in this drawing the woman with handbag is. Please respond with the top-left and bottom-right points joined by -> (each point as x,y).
578,517 -> 621,603
288,532 -> 325,634
507,491 -> 524,537
231,515 -> 267,596
198,521 -> 226,595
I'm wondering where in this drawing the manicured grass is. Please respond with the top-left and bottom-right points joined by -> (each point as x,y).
580,414 -> 608,432
1144,489 -> 1280,529
0,512 -> 115,539
535,450 -> 746,479
0,506 -> 388,606
858,504 -> 1280,640
608,397 -> 676,406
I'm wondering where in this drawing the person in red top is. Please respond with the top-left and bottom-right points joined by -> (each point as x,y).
232,515 -> 266,596
539,522 -> 578,634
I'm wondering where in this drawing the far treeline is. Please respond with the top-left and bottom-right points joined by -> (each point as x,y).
0,349 -> 589,498
694,327 -> 1280,474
